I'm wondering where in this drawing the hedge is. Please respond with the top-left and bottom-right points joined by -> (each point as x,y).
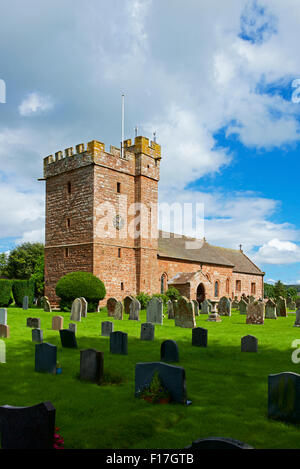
0,279 -> 13,307
12,279 -> 35,307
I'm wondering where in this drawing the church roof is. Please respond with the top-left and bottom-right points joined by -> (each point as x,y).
158,231 -> 264,276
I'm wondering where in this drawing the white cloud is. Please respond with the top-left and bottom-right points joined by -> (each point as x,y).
19,92 -> 54,117
16,229 -> 45,244
251,239 -> 300,265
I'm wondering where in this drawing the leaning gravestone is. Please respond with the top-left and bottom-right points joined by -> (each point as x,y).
246,302 -> 265,325
101,321 -> 114,337
146,297 -> 163,325
35,343 -> 57,374
192,300 -> 199,317
160,340 -> 179,362
265,299 -> 277,319
276,297 -> 287,317
44,299 -> 52,313
175,297 -> 196,328
32,329 -> 43,343
0,308 -> 7,325
113,301 -> 123,320
268,372 -> 300,423
192,327 -> 208,347
79,297 -> 88,318
129,298 -> 140,321
201,299 -> 211,314
110,331 -> 128,355
80,349 -> 104,384
52,316 -> 63,331
241,335 -> 258,352
167,300 -> 175,319
294,308 -> 300,327
135,362 -> 187,404
239,299 -> 248,315
218,297 -> 231,316
0,401 -> 56,449
70,298 -> 82,322
140,323 -> 155,341
22,296 -> 29,310
107,298 -> 118,317
0,325 -> 9,338
59,329 -> 77,348
185,437 -> 253,449
124,296 -> 134,314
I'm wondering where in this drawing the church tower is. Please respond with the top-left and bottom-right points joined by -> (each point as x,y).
42,136 -> 161,305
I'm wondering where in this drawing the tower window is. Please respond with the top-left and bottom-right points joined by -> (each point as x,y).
65,247 -> 69,258
118,248 -> 121,258
117,182 -> 121,193
67,182 -> 72,194
66,218 -> 71,229
121,282 -> 124,291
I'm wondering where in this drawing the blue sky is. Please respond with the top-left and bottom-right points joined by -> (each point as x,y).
0,0 -> 300,285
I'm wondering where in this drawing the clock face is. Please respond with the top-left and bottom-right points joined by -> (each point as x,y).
113,214 -> 124,230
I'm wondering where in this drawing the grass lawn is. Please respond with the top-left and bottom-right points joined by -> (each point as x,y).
0,306 -> 300,449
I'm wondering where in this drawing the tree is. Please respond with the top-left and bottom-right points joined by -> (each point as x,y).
273,280 -> 287,300
287,287 -> 298,302
6,243 -> 44,279
264,283 -> 275,299
0,252 -> 8,277
30,254 -> 45,297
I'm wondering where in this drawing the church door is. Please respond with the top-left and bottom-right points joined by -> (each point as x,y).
196,283 -> 205,305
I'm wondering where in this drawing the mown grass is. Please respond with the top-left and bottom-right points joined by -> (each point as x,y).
0,306 -> 300,449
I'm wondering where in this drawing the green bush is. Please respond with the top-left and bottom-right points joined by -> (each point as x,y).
136,292 -> 151,309
12,279 -> 35,307
55,271 -> 106,312
151,293 -> 169,306
0,279 -> 13,307
165,286 -> 181,301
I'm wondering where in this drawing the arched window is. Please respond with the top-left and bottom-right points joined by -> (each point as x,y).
214,281 -> 219,297
226,278 -> 230,294
160,273 -> 167,294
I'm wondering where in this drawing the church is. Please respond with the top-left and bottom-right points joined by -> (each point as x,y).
41,136 -> 264,306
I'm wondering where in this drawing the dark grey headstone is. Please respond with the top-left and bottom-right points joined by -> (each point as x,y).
59,329 -> 77,348
135,362 -> 187,404
27,317 -> 33,327
35,343 -> 57,374
140,323 -> 155,341
80,349 -> 104,384
241,335 -> 258,352
32,328 -> 43,343
101,321 -> 114,337
192,327 -> 208,347
160,340 -> 179,362
268,372 -> 300,423
31,318 -> 41,329
0,401 -> 56,449
110,331 -> 128,355
22,296 -> 29,310
186,437 -> 253,449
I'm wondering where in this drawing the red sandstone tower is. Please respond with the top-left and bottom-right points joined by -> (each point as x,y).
42,136 -> 161,305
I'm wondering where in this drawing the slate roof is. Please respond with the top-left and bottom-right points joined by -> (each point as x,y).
158,231 -> 264,276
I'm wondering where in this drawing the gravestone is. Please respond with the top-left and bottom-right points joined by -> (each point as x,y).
294,308 -> 300,327
265,299 -> 277,319
241,335 -> 258,352
192,327 -> 208,347
0,340 -> 5,363
140,323 -> 155,341
192,300 -> 199,317
79,297 -> 88,318
246,302 -> 265,325
35,343 -> 57,374
0,308 -> 7,325
135,362 -> 187,404
276,297 -> 287,317
107,297 -> 118,317
27,317 -> 33,327
160,340 -> 179,362
232,300 -> 239,309
0,325 -> 9,338
186,438 -> 253,449
124,296 -> 134,314
80,349 -> 104,384
52,316 -> 63,331
59,329 -> 77,348
32,329 -> 43,343
129,298 -> 140,321
101,321 -> 114,337
70,298 -> 82,322
110,331 -> 128,355
268,372 -> 300,423
69,323 -> 77,334
44,299 -> 52,313
249,296 -> 255,303
22,296 -> 29,310
289,301 -> 296,311
146,297 -> 163,325
167,300 -> 175,319
31,318 -> 41,329
0,401 -> 56,449
201,299 -> 211,314
239,299 -> 248,315
175,296 -> 196,328
114,301 -> 123,320
218,297 -> 231,316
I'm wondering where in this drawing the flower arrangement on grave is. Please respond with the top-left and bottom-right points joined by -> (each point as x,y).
137,371 -> 171,404
53,427 -> 64,449
56,361 -> 62,374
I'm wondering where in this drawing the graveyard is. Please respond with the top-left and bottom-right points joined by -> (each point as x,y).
1,303 -> 300,449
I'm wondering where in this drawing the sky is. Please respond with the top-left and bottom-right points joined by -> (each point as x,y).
0,0 -> 300,285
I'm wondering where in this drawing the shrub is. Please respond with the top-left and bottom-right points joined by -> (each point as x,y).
165,286 -> 181,301
55,271 -> 106,312
0,279 -> 13,307
12,279 -> 35,307
136,292 -> 151,309
151,293 -> 169,306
